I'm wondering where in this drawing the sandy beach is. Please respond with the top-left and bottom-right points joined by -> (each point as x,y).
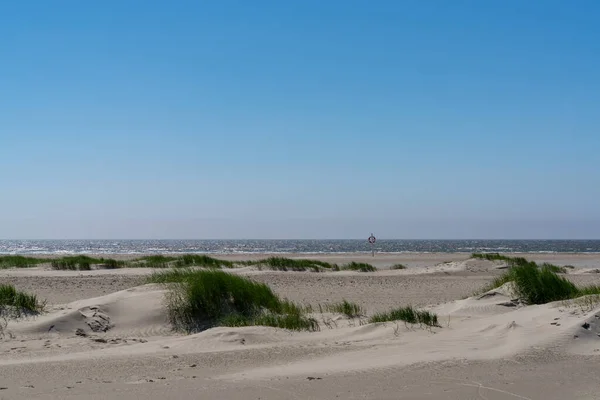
2,252 -> 600,399
5,0 -> 598,397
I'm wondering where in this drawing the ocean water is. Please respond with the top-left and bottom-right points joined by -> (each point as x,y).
0,239 -> 599,255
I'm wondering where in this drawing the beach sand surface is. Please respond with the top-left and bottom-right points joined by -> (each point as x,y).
1,253 -> 600,399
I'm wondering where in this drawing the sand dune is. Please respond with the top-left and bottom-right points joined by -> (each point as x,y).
218,285 -> 600,381
1,253 -> 600,399
12,284 -> 170,338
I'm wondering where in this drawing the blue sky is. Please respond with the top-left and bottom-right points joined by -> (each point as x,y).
1,1 -> 599,239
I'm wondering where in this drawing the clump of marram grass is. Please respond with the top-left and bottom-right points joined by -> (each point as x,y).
250,257 -> 338,272
222,309 -> 319,331
0,255 -> 127,270
138,255 -> 179,263
540,263 -> 567,274
99,258 -> 125,269
472,253 -> 536,268
162,270 -> 277,330
133,255 -> 177,268
472,253 -> 568,274
0,255 -> 48,269
341,262 -> 376,272
51,255 -> 105,270
474,273 -> 515,296
472,253 -> 511,262
146,268 -> 201,284
323,300 -> 364,318
132,254 -> 234,269
0,284 -> 46,317
177,254 -> 234,268
476,262 -> 600,305
578,285 -> 600,296
148,269 -> 318,332
390,264 -> 406,270
369,306 -> 439,327
510,264 -> 578,304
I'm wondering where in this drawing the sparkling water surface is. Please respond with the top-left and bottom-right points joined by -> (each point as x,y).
0,240 -> 599,255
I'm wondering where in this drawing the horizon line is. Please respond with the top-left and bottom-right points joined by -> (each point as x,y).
1,238 -> 599,241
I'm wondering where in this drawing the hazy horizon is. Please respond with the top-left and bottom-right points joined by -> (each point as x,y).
1,217 -> 598,240
2,2 -> 599,240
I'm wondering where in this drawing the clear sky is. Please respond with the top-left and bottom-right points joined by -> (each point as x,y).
1,1 -> 599,239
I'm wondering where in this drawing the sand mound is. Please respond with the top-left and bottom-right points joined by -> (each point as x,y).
3,274 -> 600,395
188,326 -> 292,347
221,306 -> 597,381
402,258 -> 508,275
555,297 -> 600,356
218,292 -> 600,381
9,284 -> 171,339
432,282 -> 519,318
462,258 -> 509,272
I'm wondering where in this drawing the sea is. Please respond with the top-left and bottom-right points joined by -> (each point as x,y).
0,239 -> 599,255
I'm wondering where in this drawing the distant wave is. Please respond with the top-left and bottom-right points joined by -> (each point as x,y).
1,239 -> 599,254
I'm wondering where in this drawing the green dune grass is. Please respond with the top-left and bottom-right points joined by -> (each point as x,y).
0,255 -> 48,269
0,284 -> 46,316
341,262 -> 376,272
248,257 -> 339,272
476,256 -> 600,304
369,305 -> 438,327
147,269 -> 319,332
324,300 -> 364,318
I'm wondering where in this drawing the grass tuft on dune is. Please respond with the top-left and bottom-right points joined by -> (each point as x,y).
0,284 -> 46,317
47,254 -> 234,270
369,306 -> 438,327
247,257 -> 339,272
178,254 -> 234,268
510,264 -> 578,304
148,269 -> 319,332
133,255 -> 178,268
0,255 -> 48,269
342,262 -> 376,272
132,254 -> 233,269
476,255 -> 600,304
51,256 -> 105,270
0,254 -> 381,273
472,253 -> 568,273
324,300 -> 364,318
